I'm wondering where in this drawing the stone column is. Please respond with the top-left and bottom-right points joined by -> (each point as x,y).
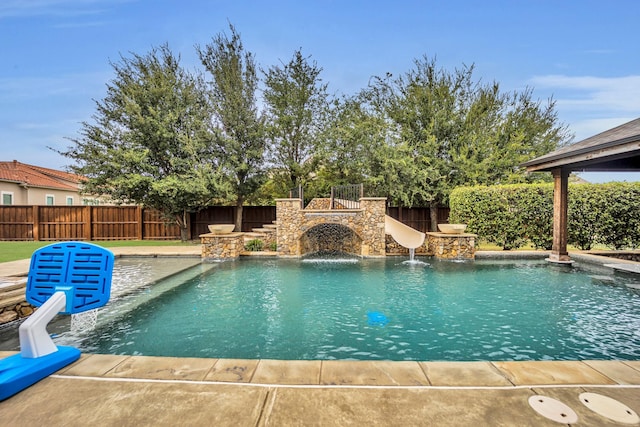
548,168 -> 572,263
358,197 -> 387,257
275,198 -> 303,256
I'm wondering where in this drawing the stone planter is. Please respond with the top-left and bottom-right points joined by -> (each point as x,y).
426,232 -> 477,259
437,224 -> 467,234
201,232 -> 245,260
208,224 -> 235,234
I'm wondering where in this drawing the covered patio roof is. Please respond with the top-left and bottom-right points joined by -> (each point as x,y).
521,117 -> 640,263
522,117 -> 640,173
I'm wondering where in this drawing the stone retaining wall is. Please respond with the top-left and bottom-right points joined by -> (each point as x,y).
425,232 -> 476,259
259,231 -> 276,249
587,251 -> 640,262
0,301 -> 34,325
200,233 -> 245,260
385,235 -> 433,255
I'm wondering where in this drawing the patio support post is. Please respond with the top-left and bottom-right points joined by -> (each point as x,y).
548,167 -> 571,263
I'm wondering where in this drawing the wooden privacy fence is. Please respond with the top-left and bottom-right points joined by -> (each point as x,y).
386,206 -> 450,233
0,206 -> 181,241
190,206 -> 277,236
0,205 -> 277,241
0,205 -> 447,241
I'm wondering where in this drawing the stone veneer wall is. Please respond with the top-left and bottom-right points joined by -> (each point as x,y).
385,235 -> 432,255
200,233 -> 245,260
275,197 -> 387,257
275,199 -> 304,256
0,301 -> 34,325
304,198 -> 330,210
358,198 -> 387,257
259,230 -> 276,249
586,251 -> 640,262
425,232 -> 476,259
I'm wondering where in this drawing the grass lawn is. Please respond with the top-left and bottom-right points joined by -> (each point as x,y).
475,241 -> 609,251
0,240 -> 198,263
475,241 -> 548,251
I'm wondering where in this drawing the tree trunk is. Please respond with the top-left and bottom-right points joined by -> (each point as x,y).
176,209 -> 190,242
429,201 -> 439,232
179,225 -> 189,242
235,196 -> 244,232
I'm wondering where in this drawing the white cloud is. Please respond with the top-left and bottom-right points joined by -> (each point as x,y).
0,72 -> 108,100
529,74 -> 640,142
530,74 -> 640,113
571,116 -> 638,141
0,0 -> 134,19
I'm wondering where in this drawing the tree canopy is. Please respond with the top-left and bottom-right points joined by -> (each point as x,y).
353,56 -> 570,229
62,44 -> 221,240
197,24 -> 266,231
64,26 -> 572,234
263,49 -> 329,196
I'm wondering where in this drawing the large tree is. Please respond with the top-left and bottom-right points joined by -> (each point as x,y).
365,56 -> 570,230
262,49 -> 329,195
62,44 -> 221,240
197,24 -> 265,231
319,93 -> 413,200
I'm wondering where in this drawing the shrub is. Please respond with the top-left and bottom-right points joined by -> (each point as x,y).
245,239 -> 264,251
518,184 -> 554,250
450,185 -> 546,250
567,184 -> 603,250
450,182 -> 640,250
595,182 -> 640,249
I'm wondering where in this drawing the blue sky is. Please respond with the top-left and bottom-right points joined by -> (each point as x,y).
1,0 -> 639,183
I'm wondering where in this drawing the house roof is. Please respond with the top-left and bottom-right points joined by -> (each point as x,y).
522,117 -> 640,172
0,160 -> 83,191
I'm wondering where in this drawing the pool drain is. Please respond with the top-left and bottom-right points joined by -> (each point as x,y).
528,395 -> 578,424
579,392 -> 640,424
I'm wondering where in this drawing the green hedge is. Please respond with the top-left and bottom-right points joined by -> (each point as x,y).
449,182 -> 640,250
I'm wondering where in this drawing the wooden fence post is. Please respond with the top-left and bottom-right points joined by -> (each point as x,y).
84,205 -> 92,241
32,205 -> 39,241
137,206 -> 144,240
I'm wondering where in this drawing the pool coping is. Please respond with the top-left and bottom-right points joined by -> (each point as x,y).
2,351 -> 639,388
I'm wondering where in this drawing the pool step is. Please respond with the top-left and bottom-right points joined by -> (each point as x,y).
0,280 -> 26,293
0,294 -> 27,310
244,232 -> 267,241
0,279 -> 27,309
243,220 -> 279,247
252,227 -> 276,234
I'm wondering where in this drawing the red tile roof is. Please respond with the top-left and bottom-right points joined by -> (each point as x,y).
0,160 -> 83,191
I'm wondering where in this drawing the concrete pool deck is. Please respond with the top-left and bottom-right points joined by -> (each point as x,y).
1,247 -> 639,426
1,352 -> 639,426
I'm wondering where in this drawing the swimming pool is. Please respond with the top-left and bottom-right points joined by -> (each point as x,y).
51,256 -> 640,362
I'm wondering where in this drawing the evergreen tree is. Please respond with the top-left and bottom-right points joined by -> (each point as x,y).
263,49 -> 329,195
62,44 -> 221,240
197,24 -> 265,231
364,56 -> 570,229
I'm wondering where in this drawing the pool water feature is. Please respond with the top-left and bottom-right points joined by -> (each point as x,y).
15,257 -> 640,361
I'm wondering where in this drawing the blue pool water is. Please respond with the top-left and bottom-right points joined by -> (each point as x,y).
66,257 -> 640,361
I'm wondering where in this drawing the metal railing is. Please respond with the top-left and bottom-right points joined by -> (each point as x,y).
330,184 -> 363,209
289,185 -> 304,209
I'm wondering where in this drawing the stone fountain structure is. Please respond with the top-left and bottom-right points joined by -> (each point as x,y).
275,197 -> 387,257
200,186 -> 475,260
